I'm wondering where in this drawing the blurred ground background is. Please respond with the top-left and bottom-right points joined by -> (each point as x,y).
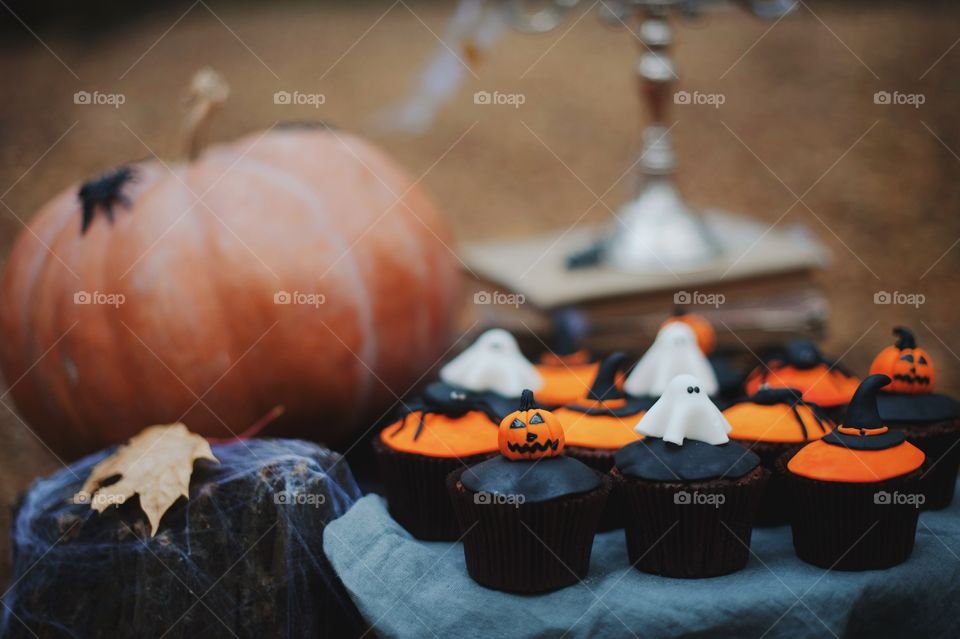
1,0 -> 959,584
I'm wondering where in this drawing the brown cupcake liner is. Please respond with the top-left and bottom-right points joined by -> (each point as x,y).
372,436 -> 494,541
892,419 -> 960,510
734,440 -> 805,527
613,465 -> 768,578
446,467 -> 611,594
776,454 -> 923,570
564,446 -> 623,531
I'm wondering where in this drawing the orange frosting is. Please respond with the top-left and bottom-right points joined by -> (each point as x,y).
540,350 -> 592,367
787,439 -> 925,483
724,402 -> 833,444
553,406 -> 644,450
534,362 -> 600,405
380,411 -> 499,458
745,364 -> 860,407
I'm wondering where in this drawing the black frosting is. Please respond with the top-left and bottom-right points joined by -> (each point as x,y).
875,392 -> 960,424
460,455 -> 602,503
614,438 -> 760,482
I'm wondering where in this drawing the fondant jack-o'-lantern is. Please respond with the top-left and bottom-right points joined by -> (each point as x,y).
869,327 -> 935,395
499,390 -> 565,460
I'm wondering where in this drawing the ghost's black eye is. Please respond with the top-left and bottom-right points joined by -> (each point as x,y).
510,418 -> 525,429
687,386 -> 694,394
694,386 -> 700,393
919,356 -> 928,365
900,354 -> 914,363
530,413 -> 544,425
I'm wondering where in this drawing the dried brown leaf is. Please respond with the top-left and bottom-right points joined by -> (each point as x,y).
75,423 -> 218,536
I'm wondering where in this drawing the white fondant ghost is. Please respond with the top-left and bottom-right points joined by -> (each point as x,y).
439,329 -> 543,397
623,322 -> 719,397
634,374 -> 732,445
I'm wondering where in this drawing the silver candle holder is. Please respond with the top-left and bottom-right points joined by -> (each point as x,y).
503,0 -> 797,274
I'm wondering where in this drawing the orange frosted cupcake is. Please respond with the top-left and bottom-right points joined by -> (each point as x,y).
780,374 -> 925,570
534,350 -> 599,406
724,387 -> 834,525
745,339 -> 860,417
374,329 -> 543,540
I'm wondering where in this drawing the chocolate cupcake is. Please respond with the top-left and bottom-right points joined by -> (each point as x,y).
745,339 -> 860,421
724,387 -> 835,525
781,374 -> 926,570
375,329 -> 541,540
448,391 -> 610,593
868,327 -> 960,509
613,374 -> 767,578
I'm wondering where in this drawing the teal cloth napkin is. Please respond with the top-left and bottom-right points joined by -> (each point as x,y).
324,489 -> 960,639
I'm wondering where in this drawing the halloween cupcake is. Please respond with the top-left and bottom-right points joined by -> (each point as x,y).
624,322 -> 722,405
534,311 -> 599,406
447,391 -> 610,593
869,327 -> 960,509
374,329 -> 542,540
745,339 -> 860,420
781,374 -> 926,570
723,387 -> 834,525
613,374 -> 766,578
553,352 -> 648,472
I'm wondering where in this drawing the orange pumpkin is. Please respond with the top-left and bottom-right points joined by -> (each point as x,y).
499,390 -> 565,460
661,308 -> 716,355
869,327 -> 935,395
0,73 -> 460,458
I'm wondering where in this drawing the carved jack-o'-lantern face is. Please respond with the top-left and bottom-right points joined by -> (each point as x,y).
869,327 -> 935,395
499,390 -> 565,460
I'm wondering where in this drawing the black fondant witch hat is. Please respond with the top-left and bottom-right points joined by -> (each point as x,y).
568,353 -> 653,416
823,374 -> 905,451
587,352 -> 627,402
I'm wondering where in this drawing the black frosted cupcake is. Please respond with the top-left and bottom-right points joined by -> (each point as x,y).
448,391 -> 610,593
868,327 -> 960,509
781,374 -> 926,570
613,374 -> 766,578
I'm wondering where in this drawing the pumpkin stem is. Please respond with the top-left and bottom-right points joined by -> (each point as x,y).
892,326 -> 916,349
182,67 -> 230,161
78,166 -> 135,234
519,389 -> 536,411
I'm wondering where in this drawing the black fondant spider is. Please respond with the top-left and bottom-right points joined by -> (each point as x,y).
78,166 -> 135,234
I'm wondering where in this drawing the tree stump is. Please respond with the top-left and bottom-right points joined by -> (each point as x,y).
1,439 -> 367,638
